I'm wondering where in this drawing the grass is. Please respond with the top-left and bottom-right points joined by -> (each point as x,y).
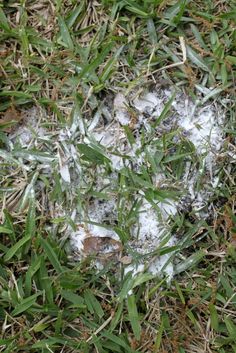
0,1 -> 236,352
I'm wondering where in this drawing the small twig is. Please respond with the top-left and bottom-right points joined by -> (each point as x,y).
146,36 -> 187,77
86,312 -> 114,342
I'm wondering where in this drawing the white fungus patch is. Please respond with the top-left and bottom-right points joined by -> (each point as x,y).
9,107 -> 45,147
114,92 -> 130,125
131,199 -> 176,254
7,88 -> 225,281
69,88 -> 224,279
177,105 -> 223,153
148,236 -> 176,279
133,92 -> 164,115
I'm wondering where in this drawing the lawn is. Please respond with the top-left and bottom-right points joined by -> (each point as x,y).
0,1 -> 236,352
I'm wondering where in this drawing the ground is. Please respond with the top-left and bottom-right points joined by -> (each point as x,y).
0,1 -> 236,353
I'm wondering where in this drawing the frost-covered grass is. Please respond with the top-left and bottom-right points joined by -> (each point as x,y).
0,1 -> 236,353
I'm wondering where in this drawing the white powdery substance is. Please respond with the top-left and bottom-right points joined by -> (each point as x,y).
88,198 -> 117,224
91,124 -> 126,170
133,92 -> 164,115
59,164 -> 71,183
114,93 -> 130,125
177,104 -> 223,153
134,90 -> 223,154
124,263 -> 145,276
71,88 -> 224,280
70,227 -> 88,252
9,107 -> 45,146
149,236 -> 176,278
130,199 -> 177,278
132,199 -> 177,253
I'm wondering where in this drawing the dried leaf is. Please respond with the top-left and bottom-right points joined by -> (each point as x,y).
0,107 -> 23,132
0,48 -> 10,57
231,232 -> 236,247
120,255 -> 132,265
83,236 -> 122,256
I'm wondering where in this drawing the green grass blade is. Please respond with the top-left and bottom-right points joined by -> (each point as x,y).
101,331 -> 134,352
11,293 -> 41,317
4,195 -> 35,261
79,42 -> 114,79
0,7 -> 10,31
186,46 -> 209,71
124,0 -> 149,18
175,249 -> 206,274
0,226 -> 13,235
58,15 -> 74,50
100,45 -> 124,82
39,258 -> 54,304
84,289 -> 104,318
4,234 -> 31,261
77,143 -> 110,165
24,257 -> 41,296
209,303 -> 219,331
66,1 -> 85,28
127,294 -> 141,340
61,290 -> 86,308
153,92 -> 175,128
154,316 -> 164,351
40,238 -> 63,274
224,316 -> 236,337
